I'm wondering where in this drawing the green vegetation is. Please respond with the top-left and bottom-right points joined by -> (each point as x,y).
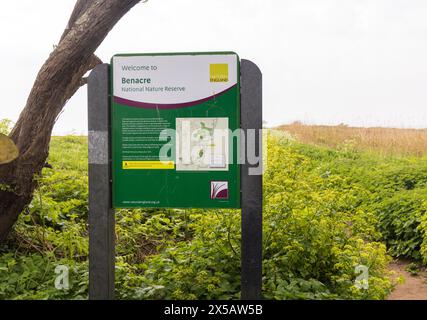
0,119 -> 12,135
1,129 -> 427,300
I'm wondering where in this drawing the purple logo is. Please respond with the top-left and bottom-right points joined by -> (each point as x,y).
211,181 -> 229,199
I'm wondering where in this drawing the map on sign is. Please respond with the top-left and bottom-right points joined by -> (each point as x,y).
176,117 -> 229,171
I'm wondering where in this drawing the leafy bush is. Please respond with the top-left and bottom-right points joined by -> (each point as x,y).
5,132 -> 426,300
0,253 -> 87,300
418,202 -> 427,264
296,138 -> 427,262
375,189 -> 427,260
110,134 -> 395,300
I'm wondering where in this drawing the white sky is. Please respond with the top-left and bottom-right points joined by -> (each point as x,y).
0,0 -> 426,134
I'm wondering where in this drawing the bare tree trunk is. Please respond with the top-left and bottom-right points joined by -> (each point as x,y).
0,0 -> 141,241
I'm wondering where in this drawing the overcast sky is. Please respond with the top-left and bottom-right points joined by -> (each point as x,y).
0,0 -> 426,134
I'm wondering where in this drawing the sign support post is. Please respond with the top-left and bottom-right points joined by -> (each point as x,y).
240,60 -> 263,300
88,63 -> 115,300
88,57 -> 262,301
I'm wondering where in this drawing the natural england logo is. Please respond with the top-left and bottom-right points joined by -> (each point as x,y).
211,181 -> 229,199
209,63 -> 229,82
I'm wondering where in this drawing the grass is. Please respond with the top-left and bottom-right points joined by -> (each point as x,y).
278,122 -> 427,157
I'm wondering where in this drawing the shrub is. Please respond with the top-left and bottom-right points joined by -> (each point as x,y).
0,133 -> 406,300
375,189 -> 427,260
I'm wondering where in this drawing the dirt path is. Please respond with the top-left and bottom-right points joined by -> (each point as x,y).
388,260 -> 427,300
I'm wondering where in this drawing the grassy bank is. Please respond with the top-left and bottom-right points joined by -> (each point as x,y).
279,122 -> 427,157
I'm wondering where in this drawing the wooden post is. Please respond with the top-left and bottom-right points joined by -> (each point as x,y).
240,59 -> 263,300
88,64 -> 115,300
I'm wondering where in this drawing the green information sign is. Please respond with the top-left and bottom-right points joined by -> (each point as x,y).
111,52 -> 241,208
